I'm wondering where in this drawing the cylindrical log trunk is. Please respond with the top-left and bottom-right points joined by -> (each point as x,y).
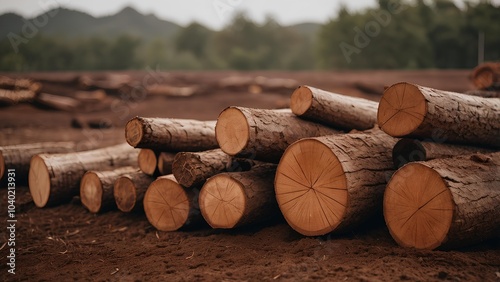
34,92 -> 81,111
274,130 -> 397,236
464,89 -> 500,98
143,175 -> 202,231
114,171 -> 154,213
290,85 -> 378,130
29,143 -> 139,207
0,76 -> 41,92
0,89 -> 36,106
216,107 -> 340,163
80,166 -> 139,213
172,149 -> 232,187
471,62 -> 500,90
125,117 -> 217,151
377,82 -> 500,148
157,152 -> 175,176
138,149 -> 159,176
392,138 -> 494,168
199,164 -> 278,229
384,152 -> 500,250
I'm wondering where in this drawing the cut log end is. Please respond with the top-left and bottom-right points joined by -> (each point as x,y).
392,139 -> 426,168
80,172 -> 103,213
275,139 -> 348,236
199,175 -> 245,228
378,83 -> 427,137
144,176 -> 190,231
28,155 -> 51,207
138,149 -> 157,175
384,163 -> 454,250
157,152 -> 174,176
125,118 -> 144,147
114,177 -> 136,212
216,107 -> 250,155
290,86 -> 313,116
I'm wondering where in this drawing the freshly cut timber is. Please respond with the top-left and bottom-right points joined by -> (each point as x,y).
378,82 -> 500,148
137,149 -> 159,176
275,130 -> 397,236
0,89 -> 36,106
80,166 -> 139,213
384,152 -> 500,250
471,62 -> 500,90
464,89 -> 500,98
114,171 -> 154,212
199,164 -> 278,229
125,117 -> 217,151
29,143 -> 139,207
216,107 -> 340,162
157,152 -> 176,176
143,175 -> 202,231
392,138 -> 493,168
290,85 -> 378,130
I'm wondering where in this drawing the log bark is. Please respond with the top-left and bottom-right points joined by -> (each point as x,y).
392,138 -> 494,168
143,174 -> 203,231
274,130 -> 397,236
290,85 -> 378,131
28,143 -> 139,207
384,152 -> 500,250
471,62 -> 500,90
464,89 -> 500,98
74,89 -> 107,102
378,82 -> 500,148
199,164 -> 278,229
172,149 -> 232,187
125,117 -> 217,151
157,152 -> 175,176
0,89 -> 36,106
80,166 -> 139,213
114,171 -> 154,212
138,149 -> 159,176
216,107 -> 340,163
34,92 -> 81,111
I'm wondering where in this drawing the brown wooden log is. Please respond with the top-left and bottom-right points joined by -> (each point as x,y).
172,149 -> 231,187
125,117 -> 217,152
114,171 -> 154,212
0,76 -> 41,92
274,130 -> 397,236
216,107 -> 340,163
384,152 -> 500,250
29,143 -> 139,207
34,92 -> 81,111
80,166 -> 139,213
157,152 -> 175,176
143,175 -> 202,231
78,74 -> 130,92
0,89 -> 36,106
147,85 -> 199,97
378,82 -> 500,148
392,138 -> 495,168
464,89 -> 500,98
199,164 -> 278,229
471,62 -> 500,90
290,85 -> 378,131
74,89 -> 107,102
138,149 -> 159,176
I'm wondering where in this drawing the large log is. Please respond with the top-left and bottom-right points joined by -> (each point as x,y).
143,175 -> 202,231
28,144 -> 139,207
274,130 -> 397,236
80,166 -> 139,213
157,152 -> 175,176
125,117 -> 217,151
114,171 -> 154,212
290,85 -> 378,131
199,164 -> 278,229
392,138 -> 494,168
216,107 -> 340,163
384,152 -> 500,250
471,62 -> 500,90
0,89 -> 36,106
377,82 -> 500,148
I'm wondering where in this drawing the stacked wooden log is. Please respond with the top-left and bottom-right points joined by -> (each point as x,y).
467,62 -> 500,98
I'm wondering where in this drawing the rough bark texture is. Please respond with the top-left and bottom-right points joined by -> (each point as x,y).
200,164 -> 278,229
378,82 -> 500,148
29,143 -> 139,207
172,149 -> 232,187
157,152 -> 176,176
216,107 -> 340,163
291,85 -> 378,130
464,89 -> 500,98
114,171 -> 154,212
125,117 -> 217,151
0,89 -> 36,106
471,62 -> 500,90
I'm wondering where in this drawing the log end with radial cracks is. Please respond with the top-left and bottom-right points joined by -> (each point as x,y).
114,176 -> 137,212
378,83 -> 427,137
275,139 -> 348,236
29,155 -> 51,207
143,176 -> 191,231
80,172 -> 103,213
216,107 -> 250,156
384,163 -> 454,250
138,149 -> 157,175
290,86 -> 313,116
125,117 -> 144,148
199,174 -> 246,229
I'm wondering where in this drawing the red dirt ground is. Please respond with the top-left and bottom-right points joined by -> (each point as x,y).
0,70 -> 499,281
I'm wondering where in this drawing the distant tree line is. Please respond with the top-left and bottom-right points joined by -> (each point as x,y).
0,0 -> 498,71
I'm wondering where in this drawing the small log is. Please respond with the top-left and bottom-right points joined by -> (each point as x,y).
172,149 -> 232,187
199,164 -> 278,229
471,62 -> 500,90
78,74 -> 130,92
114,171 -> 154,212
147,85 -> 199,97
80,166 -> 139,213
143,175 -> 202,231
464,89 -> 500,98
125,117 -> 217,151
157,152 -> 176,176
29,144 -> 139,207
0,76 -> 41,92
0,89 -> 36,106
384,152 -> 500,250
392,138 -> 494,168
35,92 -> 81,111
216,107 -> 340,163
290,85 -> 378,130
275,130 -> 397,236
378,82 -> 500,148
74,89 -> 107,102
138,149 -> 159,176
